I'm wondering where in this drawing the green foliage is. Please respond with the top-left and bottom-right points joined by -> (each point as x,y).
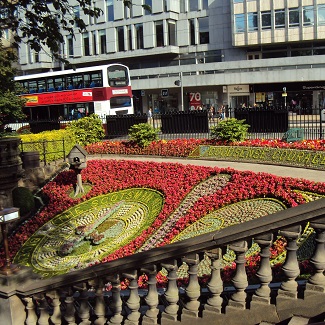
12,187 -> 35,216
0,42 -> 26,132
210,118 -> 250,143
128,123 -> 158,147
20,129 -> 76,162
65,114 -> 105,146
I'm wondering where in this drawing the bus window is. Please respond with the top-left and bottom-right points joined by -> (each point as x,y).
110,96 -> 131,108
90,72 -> 102,87
54,77 -> 65,91
29,80 -> 37,93
73,74 -> 84,88
66,76 -> 74,90
108,66 -> 128,86
47,78 -> 55,92
38,79 -> 46,92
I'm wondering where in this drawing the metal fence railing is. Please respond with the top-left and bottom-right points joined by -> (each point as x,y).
4,106 -> 325,141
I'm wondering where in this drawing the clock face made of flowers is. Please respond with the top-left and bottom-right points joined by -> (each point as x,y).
14,188 -> 164,278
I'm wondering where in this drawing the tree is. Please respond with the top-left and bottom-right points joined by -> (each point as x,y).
0,41 -> 26,132
0,0 -> 151,61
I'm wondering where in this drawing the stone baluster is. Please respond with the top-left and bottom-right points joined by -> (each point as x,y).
161,260 -> 179,322
141,265 -> 159,324
182,253 -> 201,318
35,294 -> 50,325
108,274 -> 123,324
46,290 -> 62,324
123,270 -> 140,324
227,241 -> 248,310
205,248 -> 223,314
278,225 -> 301,299
88,278 -> 107,325
76,283 -> 91,325
23,297 -> 38,325
307,217 -> 325,291
63,287 -> 77,325
252,233 -> 273,304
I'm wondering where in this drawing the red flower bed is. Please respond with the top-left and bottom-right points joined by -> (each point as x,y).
3,159 -> 325,271
85,138 -> 325,157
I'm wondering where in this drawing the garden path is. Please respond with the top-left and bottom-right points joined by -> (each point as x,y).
87,154 -> 325,183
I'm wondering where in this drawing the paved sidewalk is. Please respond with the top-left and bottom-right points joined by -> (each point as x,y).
87,154 -> 325,183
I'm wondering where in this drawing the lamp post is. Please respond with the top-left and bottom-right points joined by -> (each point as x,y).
0,206 -> 20,275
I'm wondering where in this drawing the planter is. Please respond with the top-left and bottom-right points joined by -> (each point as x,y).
21,151 -> 40,169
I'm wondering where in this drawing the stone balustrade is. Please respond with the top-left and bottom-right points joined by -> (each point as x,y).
0,198 -> 325,325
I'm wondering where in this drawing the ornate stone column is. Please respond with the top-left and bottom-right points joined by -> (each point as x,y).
0,137 -> 23,208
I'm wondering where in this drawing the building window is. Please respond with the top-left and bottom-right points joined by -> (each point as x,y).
106,0 -> 114,21
234,0 -> 244,3
189,0 -> 198,11
117,26 -> 125,51
202,0 -> 209,10
235,14 -> 245,33
275,9 -> 285,29
67,35 -> 74,57
34,51 -> 39,63
198,17 -> 209,44
127,25 -> 132,50
289,7 -> 300,27
318,5 -> 325,25
155,20 -> 164,47
180,0 -> 185,13
83,32 -> 90,56
189,19 -> 195,45
303,6 -> 314,26
92,31 -> 97,55
248,12 -> 258,31
99,30 -> 106,54
261,11 -> 271,30
135,23 -> 144,49
168,20 -> 176,46
145,0 -> 152,15
73,5 -> 80,27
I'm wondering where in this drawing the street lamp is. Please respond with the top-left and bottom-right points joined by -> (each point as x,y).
0,206 -> 20,275
174,72 -> 184,111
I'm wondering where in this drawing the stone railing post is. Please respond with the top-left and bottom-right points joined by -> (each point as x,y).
108,274 -> 123,325
76,283 -> 91,325
161,260 -> 179,322
123,270 -> 141,324
46,290 -> 62,325
307,217 -> 325,291
88,278 -> 107,325
63,287 -> 77,325
252,233 -> 273,303
277,225 -> 301,299
204,248 -> 223,315
182,253 -> 201,319
141,265 -> 159,324
226,241 -> 248,310
23,297 -> 38,325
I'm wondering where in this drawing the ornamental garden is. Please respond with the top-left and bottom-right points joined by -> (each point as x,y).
3,118 -> 325,286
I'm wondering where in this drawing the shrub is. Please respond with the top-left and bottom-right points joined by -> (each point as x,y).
12,187 -> 35,216
20,129 -> 76,162
65,114 -> 105,146
210,118 -> 249,143
128,123 -> 158,147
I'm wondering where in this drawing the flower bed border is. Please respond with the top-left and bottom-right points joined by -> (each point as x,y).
189,145 -> 325,170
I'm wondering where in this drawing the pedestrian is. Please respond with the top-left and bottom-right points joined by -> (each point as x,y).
148,107 -> 153,120
209,106 -> 214,120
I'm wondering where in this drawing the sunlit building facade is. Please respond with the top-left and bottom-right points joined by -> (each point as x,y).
17,0 -> 325,113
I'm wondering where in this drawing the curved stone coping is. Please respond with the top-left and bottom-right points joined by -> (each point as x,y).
189,145 -> 325,171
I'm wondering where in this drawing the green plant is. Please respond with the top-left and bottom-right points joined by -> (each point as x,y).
12,187 -> 35,216
128,123 -> 158,147
65,114 -> 105,146
210,118 -> 250,143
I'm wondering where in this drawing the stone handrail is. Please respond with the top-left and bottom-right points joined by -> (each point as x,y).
1,198 -> 325,324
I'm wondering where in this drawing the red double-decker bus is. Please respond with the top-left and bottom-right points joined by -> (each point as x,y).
15,63 -> 134,120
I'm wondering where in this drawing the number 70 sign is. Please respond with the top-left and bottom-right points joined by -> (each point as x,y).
189,92 -> 201,106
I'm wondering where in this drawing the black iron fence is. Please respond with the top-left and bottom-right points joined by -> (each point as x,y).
4,106 -> 325,140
